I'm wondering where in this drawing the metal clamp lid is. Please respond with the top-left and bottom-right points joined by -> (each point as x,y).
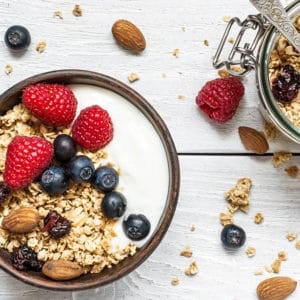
212,14 -> 269,76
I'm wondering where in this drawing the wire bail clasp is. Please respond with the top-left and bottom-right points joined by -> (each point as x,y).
213,14 -> 269,77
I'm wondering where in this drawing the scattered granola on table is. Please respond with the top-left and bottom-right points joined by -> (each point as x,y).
254,212 -> 264,224
180,246 -> 193,258
278,251 -> 288,261
171,277 -> 180,286
172,48 -> 180,58
284,165 -> 299,178
184,261 -> 198,276
4,64 -> 13,75
203,39 -> 209,46
271,258 -> 281,273
272,151 -> 292,167
53,11 -> 63,19
219,211 -> 233,226
36,41 -> 47,53
190,224 -> 196,232
246,246 -> 256,258
225,178 -> 252,213
128,72 -> 140,83
286,232 -> 298,242
254,269 -> 263,276
72,4 -> 82,17
177,95 -> 185,100
295,240 -> 300,250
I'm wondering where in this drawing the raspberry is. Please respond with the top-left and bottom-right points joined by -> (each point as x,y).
3,136 -> 54,189
195,77 -> 244,123
71,105 -> 113,151
22,83 -> 78,126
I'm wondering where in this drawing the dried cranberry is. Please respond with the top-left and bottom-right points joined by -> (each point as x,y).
41,211 -> 71,238
271,64 -> 300,103
11,245 -> 42,271
0,182 -> 10,203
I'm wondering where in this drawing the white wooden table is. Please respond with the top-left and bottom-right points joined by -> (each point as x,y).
1,0 -> 300,299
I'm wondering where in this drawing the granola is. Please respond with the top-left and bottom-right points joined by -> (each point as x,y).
0,104 -> 136,274
268,15 -> 300,126
72,4 -> 82,17
184,261 -> 198,276
180,246 -> 193,258
286,232 -> 298,241
225,178 -> 252,213
284,165 -> 299,178
36,41 -> 47,53
254,212 -> 264,224
272,151 -> 292,167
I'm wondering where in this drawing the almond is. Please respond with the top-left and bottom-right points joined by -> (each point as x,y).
257,276 -> 297,300
2,207 -> 40,233
238,126 -> 269,154
42,259 -> 84,281
112,19 -> 146,52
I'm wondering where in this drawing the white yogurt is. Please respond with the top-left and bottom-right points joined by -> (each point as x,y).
68,84 -> 170,249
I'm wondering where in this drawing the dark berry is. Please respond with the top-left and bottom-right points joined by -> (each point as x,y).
92,166 -> 119,192
66,155 -> 95,183
4,25 -> 31,51
101,191 -> 127,219
40,166 -> 69,196
0,181 -> 10,203
41,211 -> 71,239
221,224 -> 246,249
11,245 -> 42,271
54,134 -> 77,162
123,214 -> 151,241
272,64 -> 300,103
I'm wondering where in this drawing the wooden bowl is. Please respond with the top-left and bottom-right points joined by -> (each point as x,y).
0,70 -> 180,290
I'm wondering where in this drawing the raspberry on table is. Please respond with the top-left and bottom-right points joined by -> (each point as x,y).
71,105 -> 113,151
3,136 -> 53,189
22,83 -> 78,126
195,77 -> 244,123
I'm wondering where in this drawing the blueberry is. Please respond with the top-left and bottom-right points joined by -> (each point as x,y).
4,25 -> 31,51
92,166 -> 119,192
123,214 -> 151,241
66,155 -> 95,183
101,191 -> 127,219
221,224 -> 246,249
54,134 -> 76,162
40,166 -> 69,196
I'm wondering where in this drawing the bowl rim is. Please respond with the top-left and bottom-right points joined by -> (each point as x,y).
0,69 -> 180,291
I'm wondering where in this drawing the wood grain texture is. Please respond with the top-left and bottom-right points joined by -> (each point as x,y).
0,0 -> 300,299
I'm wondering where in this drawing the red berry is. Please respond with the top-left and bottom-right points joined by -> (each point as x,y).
3,136 -> 54,189
22,83 -> 78,126
195,77 -> 244,123
71,105 -> 113,151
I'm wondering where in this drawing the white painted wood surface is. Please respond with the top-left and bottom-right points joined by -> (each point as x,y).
0,0 -> 300,299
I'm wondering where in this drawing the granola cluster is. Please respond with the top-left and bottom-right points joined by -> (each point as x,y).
268,15 -> 300,126
0,104 -> 136,274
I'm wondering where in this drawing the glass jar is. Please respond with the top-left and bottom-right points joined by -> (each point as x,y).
213,0 -> 300,143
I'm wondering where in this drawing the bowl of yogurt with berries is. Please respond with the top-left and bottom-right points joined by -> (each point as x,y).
0,69 -> 180,290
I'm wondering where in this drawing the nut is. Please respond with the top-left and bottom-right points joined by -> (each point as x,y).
238,126 -> 269,154
2,207 -> 39,233
112,19 -> 146,52
42,259 -> 84,281
257,276 -> 297,300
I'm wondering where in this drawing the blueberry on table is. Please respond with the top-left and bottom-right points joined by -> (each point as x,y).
40,166 -> 69,196
221,224 -> 246,249
101,191 -> 127,218
4,25 -> 31,51
54,134 -> 76,162
11,245 -> 42,271
92,166 -> 119,192
123,214 -> 151,241
66,155 -> 95,183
